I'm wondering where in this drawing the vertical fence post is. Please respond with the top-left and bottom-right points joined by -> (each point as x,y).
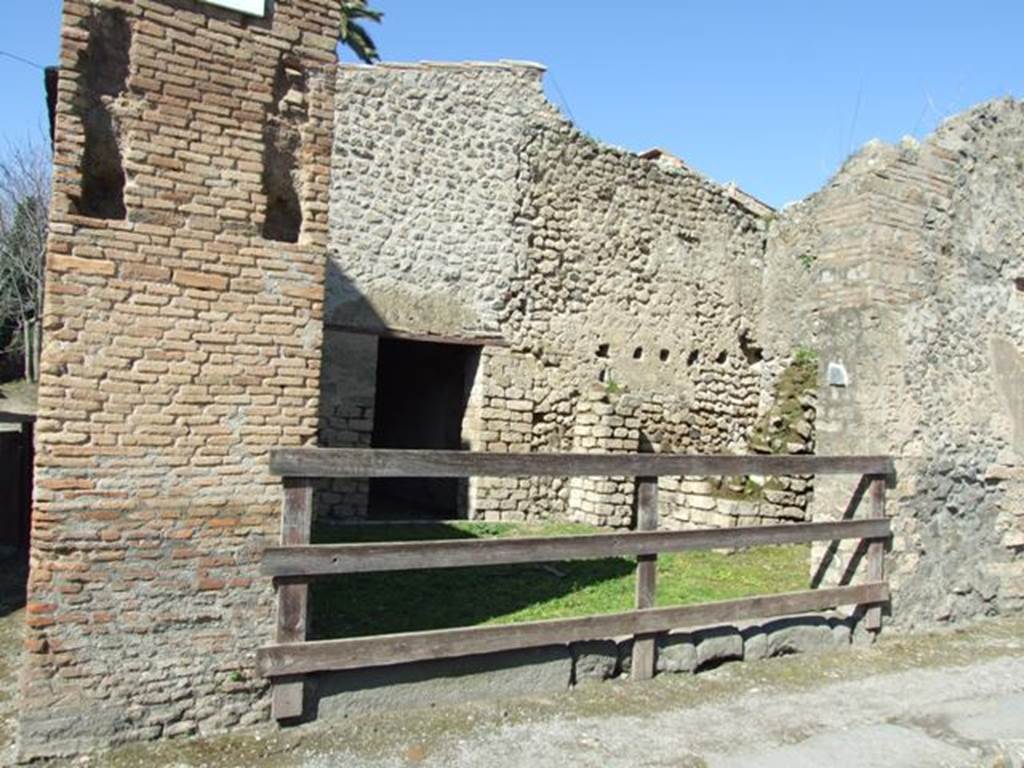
865,475 -> 886,632
631,476 -> 658,680
271,477 -> 314,720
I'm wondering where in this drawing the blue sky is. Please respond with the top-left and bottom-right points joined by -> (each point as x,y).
2,1 -> 1021,207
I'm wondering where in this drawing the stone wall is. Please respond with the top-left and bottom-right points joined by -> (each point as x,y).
324,66 -> 1023,621
323,63 -> 806,527
21,0 -> 340,760
765,99 -> 1024,626
327,62 -> 541,337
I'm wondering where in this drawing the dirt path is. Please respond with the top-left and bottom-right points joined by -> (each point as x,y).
37,616 -> 1015,768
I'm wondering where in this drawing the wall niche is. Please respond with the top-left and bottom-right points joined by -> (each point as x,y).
71,7 -> 131,220
262,57 -> 309,243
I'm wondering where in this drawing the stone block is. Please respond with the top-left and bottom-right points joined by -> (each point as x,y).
657,632 -> 698,673
17,704 -> 129,762
688,494 -> 717,511
693,626 -> 744,669
743,615 -> 838,660
571,640 -> 619,684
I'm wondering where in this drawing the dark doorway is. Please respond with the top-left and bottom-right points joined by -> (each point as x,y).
368,339 -> 479,519
0,417 -> 33,616
0,419 -> 33,556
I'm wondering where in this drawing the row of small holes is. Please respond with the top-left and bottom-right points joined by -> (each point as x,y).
596,345 -> 736,367
595,345 -> 711,364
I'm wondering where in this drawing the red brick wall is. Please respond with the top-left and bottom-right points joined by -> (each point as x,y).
20,0 -> 339,759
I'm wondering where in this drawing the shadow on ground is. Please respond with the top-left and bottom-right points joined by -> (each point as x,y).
309,523 -> 634,639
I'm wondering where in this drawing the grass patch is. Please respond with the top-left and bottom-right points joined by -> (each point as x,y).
309,522 -> 809,640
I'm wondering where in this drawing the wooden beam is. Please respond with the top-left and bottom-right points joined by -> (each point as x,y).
324,323 -> 509,348
269,448 -> 895,480
257,582 -> 890,678
631,477 -> 658,680
262,518 -> 892,578
271,478 -> 313,721
865,476 -> 887,631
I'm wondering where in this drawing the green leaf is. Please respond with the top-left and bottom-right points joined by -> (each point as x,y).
345,24 -> 380,63
340,0 -> 383,64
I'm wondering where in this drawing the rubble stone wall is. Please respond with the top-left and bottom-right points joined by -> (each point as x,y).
765,100 -> 1024,626
323,63 -> 807,526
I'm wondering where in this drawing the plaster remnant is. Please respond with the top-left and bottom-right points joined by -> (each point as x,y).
991,337 -> 1024,458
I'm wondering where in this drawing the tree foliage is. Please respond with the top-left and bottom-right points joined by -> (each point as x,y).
339,0 -> 383,64
0,140 -> 49,382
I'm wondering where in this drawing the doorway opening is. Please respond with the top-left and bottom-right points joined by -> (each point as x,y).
0,416 -> 33,617
368,338 -> 480,520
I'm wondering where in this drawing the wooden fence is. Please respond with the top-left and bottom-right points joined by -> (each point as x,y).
257,448 -> 893,721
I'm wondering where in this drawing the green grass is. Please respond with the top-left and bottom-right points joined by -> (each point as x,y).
310,522 -> 809,640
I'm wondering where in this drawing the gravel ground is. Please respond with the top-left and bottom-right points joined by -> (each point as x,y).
2,567 -> 1022,767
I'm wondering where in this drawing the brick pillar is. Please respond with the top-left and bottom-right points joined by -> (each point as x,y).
20,0 -> 340,759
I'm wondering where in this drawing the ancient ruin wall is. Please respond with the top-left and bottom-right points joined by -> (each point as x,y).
21,8 -> 1024,756
517,100 -> 769,450
513,103 -> 787,527
19,0 -> 1024,754
327,62 -> 544,336
323,64 -> 805,527
320,62 -> 545,519
766,99 -> 1024,626
21,0 -> 340,759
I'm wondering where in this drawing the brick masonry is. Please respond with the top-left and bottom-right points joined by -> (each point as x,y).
20,0 -> 340,759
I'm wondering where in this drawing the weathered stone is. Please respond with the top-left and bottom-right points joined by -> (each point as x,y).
164,720 -> 197,738
693,626 -> 744,670
767,99 -> 1024,627
27,0 -> 1024,759
654,633 -> 698,674
320,64 -> 806,528
570,640 -> 619,684
743,616 -> 839,661
17,705 -> 129,762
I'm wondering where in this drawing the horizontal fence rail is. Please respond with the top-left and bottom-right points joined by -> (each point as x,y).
263,518 -> 891,578
257,582 -> 889,678
269,448 -> 894,479
261,448 -> 893,722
